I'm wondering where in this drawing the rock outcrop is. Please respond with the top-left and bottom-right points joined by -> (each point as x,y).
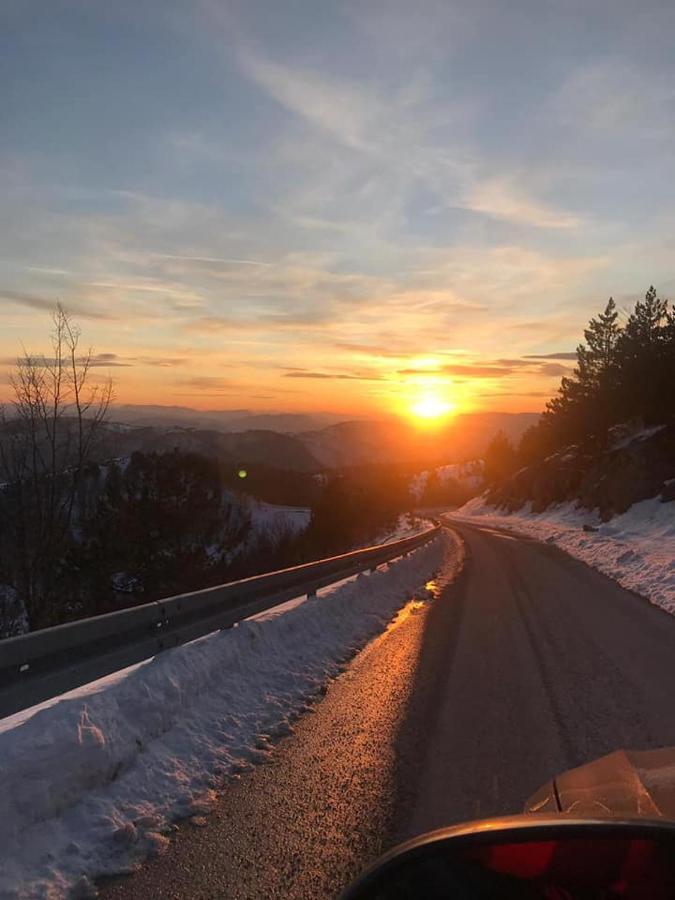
488,421 -> 675,520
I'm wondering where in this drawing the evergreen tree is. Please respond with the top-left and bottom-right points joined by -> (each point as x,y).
543,298 -> 622,445
518,286 -> 675,471
617,286 -> 671,422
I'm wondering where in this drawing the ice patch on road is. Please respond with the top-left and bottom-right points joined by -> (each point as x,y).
0,530 -> 458,900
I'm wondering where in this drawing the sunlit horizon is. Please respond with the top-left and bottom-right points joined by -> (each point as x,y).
3,3 -> 675,416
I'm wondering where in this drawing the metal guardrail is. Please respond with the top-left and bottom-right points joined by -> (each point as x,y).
0,525 -> 440,719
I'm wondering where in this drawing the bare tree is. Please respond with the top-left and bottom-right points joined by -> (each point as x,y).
0,305 -> 113,631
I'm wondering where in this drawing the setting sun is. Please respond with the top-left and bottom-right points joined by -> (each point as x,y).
410,394 -> 456,422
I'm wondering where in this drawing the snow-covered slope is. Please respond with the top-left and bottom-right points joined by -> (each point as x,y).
410,461 -> 484,501
453,495 -> 675,613
0,529 -> 459,900
244,498 -> 311,536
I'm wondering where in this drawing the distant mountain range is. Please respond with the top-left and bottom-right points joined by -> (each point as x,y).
105,405 -> 540,472
110,405 -> 351,433
104,425 -> 322,473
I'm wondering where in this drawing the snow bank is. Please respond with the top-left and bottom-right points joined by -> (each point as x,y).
454,496 -> 675,613
0,530 -> 457,899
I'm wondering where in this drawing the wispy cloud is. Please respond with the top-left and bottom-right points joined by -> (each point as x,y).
462,177 -> 581,230
175,376 -> 232,393
0,289 -> 114,320
399,363 -> 514,378
156,253 -> 273,268
3,3 -> 675,413
138,356 -> 188,368
283,370 -> 383,381
398,358 -> 573,379
237,49 -> 383,154
524,352 -> 577,360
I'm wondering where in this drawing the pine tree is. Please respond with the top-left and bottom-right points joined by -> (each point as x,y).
517,286 -> 675,469
542,298 -> 621,445
617,287 -> 670,422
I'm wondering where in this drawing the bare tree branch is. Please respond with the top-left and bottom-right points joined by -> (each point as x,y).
0,304 -> 115,631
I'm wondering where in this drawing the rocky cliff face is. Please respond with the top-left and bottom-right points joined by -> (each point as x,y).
488,422 -> 675,520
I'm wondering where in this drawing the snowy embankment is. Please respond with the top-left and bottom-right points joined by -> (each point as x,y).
0,529 -> 458,900
454,495 -> 675,613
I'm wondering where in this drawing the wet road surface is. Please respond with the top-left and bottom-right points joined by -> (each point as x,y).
101,522 -> 675,898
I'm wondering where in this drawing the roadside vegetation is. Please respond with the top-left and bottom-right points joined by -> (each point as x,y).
0,309 -> 421,635
485,286 -> 675,478
481,287 -> 675,518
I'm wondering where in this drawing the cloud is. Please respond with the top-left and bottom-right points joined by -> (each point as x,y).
283,370 -> 382,381
399,363 -> 514,378
137,357 -> 188,368
494,358 -> 540,368
398,357 -> 573,379
523,352 -> 577,360
462,177 -> 581,230
89,353 -> 132,367
538,362 -> 571,376
552,61 -> 675,137
0,352 -> 131,368
174,377 -> 234,395
479,391 -> 551,399
0,352 -> 189,370
156,253 -> 273,269
237,49 -> 380,154
238,48 -> 584,234
0,289 -> 113,320
332,341 -> 411,358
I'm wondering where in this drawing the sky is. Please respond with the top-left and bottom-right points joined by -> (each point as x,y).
2,0 -> 675,419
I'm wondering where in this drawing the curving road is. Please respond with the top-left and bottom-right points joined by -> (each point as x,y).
101,521 -> 675,899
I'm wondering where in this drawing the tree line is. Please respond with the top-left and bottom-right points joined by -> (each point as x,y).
0,307 -> 419,635
483,286 -> 675,484
0,447 -> 416,636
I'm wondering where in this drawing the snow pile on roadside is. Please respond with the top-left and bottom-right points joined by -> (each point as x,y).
454,496 -> 675,613
0,529 -> 457,900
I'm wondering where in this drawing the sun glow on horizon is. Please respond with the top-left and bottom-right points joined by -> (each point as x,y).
409,393 -> 456,424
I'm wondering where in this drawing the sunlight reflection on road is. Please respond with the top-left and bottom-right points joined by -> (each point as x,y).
386,599 -> 428,632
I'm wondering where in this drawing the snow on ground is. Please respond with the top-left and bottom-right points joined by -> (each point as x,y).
244,498 -> 311,536
410,460 -> 484,501
375,513 -> 435,545
0,529 -> 458,900
453,495 -> 675,613
0,584 -> 27,639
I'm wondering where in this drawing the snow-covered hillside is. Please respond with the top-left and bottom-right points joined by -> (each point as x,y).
244,498 -> 311,537
410,460 -> 484,501
0,529 -> 459,900
453,495 -> 675,613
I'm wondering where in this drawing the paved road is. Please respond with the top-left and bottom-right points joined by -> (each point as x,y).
101,522 -> 675,898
